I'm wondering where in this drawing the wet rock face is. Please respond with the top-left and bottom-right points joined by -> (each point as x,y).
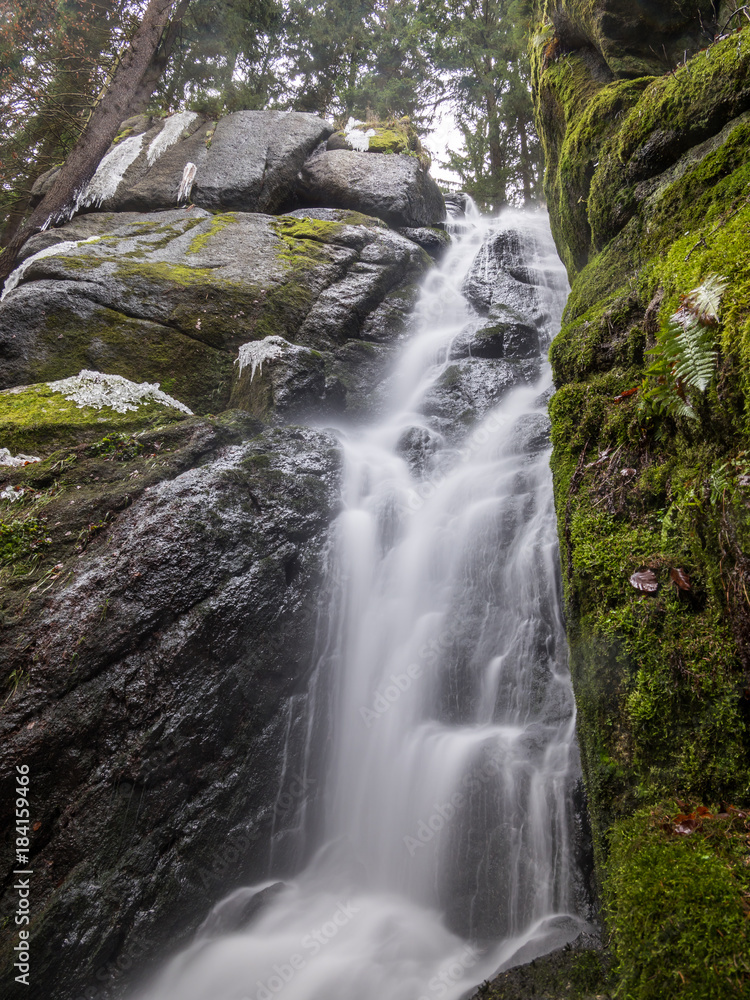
33,110 -> 335,215
0,413 -> 341,1000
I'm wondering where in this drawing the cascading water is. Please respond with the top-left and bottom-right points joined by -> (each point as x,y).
140,205 -> 592,1000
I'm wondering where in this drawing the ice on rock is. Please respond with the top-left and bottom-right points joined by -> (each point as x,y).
147,111 -> 198,167
236,336 -> 308,381
0,449 -> 40,467
178,162 -> 198,203
1,236 -> 101,301
77,133 -> 145,210
47,370 -> 193,415
344,117 -> 377,152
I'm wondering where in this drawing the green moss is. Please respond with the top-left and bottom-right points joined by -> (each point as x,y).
271,216 -> 345,270
0,383 -> 188,456
588,30 -> 750,252
533,12 -> 750,998
187,213 -> 238,255
111,127 -> 133,145
0,518 -> 48,568
480,945 -> 612,999
606,805 -> 750,998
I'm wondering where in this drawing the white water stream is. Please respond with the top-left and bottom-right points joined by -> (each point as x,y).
141,207 -> 590,1000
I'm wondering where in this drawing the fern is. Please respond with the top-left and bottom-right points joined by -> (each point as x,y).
638,274 -> 727,421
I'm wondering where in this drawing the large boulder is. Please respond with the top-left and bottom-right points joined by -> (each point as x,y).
0,207 -> 430,416
33,110 -> 334,215
299,148 -> 446,229
457,227 -> 566,360
0,396 -> 340,1000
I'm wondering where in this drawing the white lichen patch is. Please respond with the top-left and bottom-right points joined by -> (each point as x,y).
178,161 -> 198,203
147,110 -> 198,166
1,237 -> 101,301
77,133 -> 146,210
236,336 -> 307,382
47,370 -> 193,415
344,117 -> 377,152
0,449 -> 40,467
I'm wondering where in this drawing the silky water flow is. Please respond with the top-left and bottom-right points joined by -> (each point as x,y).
140,205 -> 593,1000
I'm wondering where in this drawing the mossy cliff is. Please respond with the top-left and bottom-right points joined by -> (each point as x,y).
530,3 -> 750,996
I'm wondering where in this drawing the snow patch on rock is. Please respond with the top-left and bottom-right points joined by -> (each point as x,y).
0,485 -> 25,502
47,370 -> 194,415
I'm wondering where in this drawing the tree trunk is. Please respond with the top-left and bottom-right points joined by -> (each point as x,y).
518,117 -> 532,204
0,0 -> 186,286
126,0 -> 191,118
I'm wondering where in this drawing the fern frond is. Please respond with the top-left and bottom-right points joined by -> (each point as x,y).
688,273 -> 727,325
670,315 -> 717,392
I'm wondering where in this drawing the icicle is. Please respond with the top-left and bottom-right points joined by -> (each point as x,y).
177,162 -> 198,203
236,336 -> 299,381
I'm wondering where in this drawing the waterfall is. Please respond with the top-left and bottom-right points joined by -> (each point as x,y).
140,208 -> 591,1000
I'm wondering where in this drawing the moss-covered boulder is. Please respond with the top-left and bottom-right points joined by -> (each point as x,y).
326,117 -> 424,156
0,207 -> 430,417
0,371 -> 191,458
550,0 -> 715,79
531,5 -> 750,995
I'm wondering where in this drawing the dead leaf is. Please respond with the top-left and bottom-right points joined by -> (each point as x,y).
621,468 -> 637,477
669,567 -> 692,591
33,822 -> 41,831
614,387 -> 639,402
630,569 -> 659,593
674,818 -> 699,835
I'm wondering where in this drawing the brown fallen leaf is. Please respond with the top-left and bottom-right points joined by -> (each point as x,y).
669,567 -> 692,591
630,569 -> 659,593
614,387 -> 639,402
